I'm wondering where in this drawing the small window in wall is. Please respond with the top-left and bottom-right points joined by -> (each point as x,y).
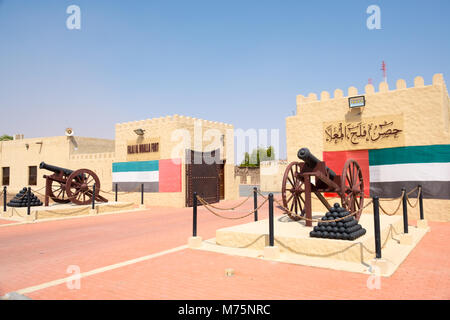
2,167 -> 10,186
28,166 -> 37,186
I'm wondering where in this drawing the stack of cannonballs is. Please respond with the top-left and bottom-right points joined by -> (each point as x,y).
7,187 -> 43,207
310,203 -> 366,241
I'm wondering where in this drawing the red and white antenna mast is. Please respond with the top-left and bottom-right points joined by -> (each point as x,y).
381,61 -> 387,83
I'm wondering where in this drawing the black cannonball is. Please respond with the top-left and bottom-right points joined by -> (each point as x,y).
320,226 -> 326,232
334,203 -> 340,208
329,232 -> 336,239
328,216 -> 335,221
326,212 -> 332,217
337,207 -> 345,213
316,231 -> 323,237
332,227 -> 339,233
322,231 -> 329,238
310,231 -> 316,237
337,222 -> 343,227
326,226 -> 332,232
313,226 -> 320,232
336,232 -> 343,240
322,216 -> 328,221
332,212 -> 339,218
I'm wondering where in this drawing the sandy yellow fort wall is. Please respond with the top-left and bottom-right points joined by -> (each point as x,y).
282,74 -> 450,221
0,136 -> 115,195
287,74 -> 449,160
114,115 -> 239,207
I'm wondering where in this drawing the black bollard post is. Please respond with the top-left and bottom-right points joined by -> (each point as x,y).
268,193 -> 274,247
402,187 -> 408,234
115,183 -> 118,202
141,183 -> 144,205
27,187 -> 31,216
418,185 -> 424,220
193,192 -> 197,237
253,187 -> 258,221
373,196 -> 382,259
92,184 -> 96,210
3,186 -> 6,212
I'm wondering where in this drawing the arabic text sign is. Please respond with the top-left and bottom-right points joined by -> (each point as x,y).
323,115 -> 405,151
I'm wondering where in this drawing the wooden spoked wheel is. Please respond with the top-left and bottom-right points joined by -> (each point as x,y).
48,180 -> 71,204
341,159 -> 364,221
65,169 -> 101,205
281,162 -> 306,221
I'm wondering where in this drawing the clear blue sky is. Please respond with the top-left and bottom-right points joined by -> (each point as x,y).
1,0 -> 449,161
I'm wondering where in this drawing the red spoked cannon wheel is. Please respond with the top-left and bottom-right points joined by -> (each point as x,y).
341,159 -> 364,221
281,162 -> 306,221
48,180 -> 71,204
65,169 -> 101,205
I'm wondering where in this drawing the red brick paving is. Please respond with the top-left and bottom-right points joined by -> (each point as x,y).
1,197 -> 449,299
0,219 -> 17,225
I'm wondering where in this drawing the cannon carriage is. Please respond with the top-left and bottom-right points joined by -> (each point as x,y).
40,162 -> 108,206
282,148 -> 364,226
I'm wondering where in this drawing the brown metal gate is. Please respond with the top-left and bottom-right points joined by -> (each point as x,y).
185,149 -> 220,207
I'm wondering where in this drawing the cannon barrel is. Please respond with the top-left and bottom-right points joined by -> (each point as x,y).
297,148 -> 337,180
39,162 -> 74,176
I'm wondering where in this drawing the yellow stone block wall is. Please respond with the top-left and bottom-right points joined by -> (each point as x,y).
260,160 -> 288,192
0,136 -> 115,195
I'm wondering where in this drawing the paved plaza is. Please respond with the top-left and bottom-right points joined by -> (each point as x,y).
0,197 -> 449,300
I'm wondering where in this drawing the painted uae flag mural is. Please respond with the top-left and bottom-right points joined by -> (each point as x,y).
112,159 -> 182,192
323,144 -> 450,199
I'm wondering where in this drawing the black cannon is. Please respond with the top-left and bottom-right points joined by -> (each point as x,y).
39,162 -> 74,177
282,148 -> 364,226
40,162 -> 107,206
297,148 -> 337,181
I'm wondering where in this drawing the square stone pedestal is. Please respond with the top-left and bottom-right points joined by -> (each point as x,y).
263,246 -> 280,259
188,236 -> 203,248
400,233 -> 413,245
417,219 -> 429,229
370,258 -> 390,275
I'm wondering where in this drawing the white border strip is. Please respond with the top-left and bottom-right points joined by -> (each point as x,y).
10,245 -> 187,296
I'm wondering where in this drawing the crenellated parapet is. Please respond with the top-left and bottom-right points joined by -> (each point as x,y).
296,73 -> 448,108
115,114 -> 233,131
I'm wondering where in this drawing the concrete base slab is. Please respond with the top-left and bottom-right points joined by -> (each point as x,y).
2,202 -> 135,221
216,213 -> 403,264
417,219 -> 429,230
400,233 -> 413,245
188,236 -> 203,248
193,214 -> 430,277
370,258 -> 390,275
263,246 -> 280,259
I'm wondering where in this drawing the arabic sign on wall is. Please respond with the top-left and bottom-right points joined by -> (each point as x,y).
323,114 -> 405,151
127,138 -> 160,161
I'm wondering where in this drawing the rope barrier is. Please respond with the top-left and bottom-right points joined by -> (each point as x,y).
197,193 -> 254,211
197,195 -> 268,220
405,187 -> 421,208
37,206 -> 91,216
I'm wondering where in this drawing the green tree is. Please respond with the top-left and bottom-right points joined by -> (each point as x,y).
0,134 -> 13,141
240,146 -> 275,167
